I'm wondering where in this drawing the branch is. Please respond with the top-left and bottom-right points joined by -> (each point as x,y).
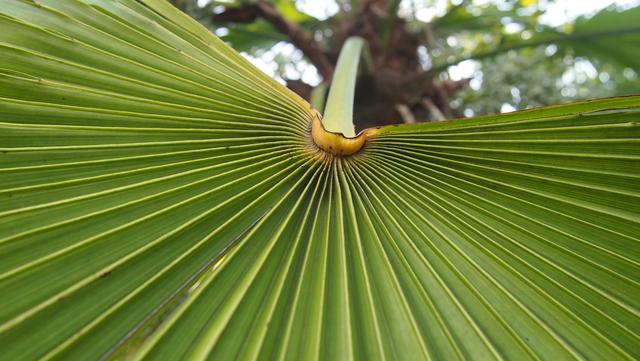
214,1 -> 335,81
212,6 -> 260,23
421,99 -> 446,121
395,104 -> 416,124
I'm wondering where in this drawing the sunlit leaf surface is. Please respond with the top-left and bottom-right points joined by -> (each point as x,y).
0,1 -> 638,360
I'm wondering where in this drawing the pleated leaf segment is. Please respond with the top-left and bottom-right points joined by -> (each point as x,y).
0,1 -> 639,360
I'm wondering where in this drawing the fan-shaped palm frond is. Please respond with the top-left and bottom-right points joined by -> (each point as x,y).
0,1 -> 638,360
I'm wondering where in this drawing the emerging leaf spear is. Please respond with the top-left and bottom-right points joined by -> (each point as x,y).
311,37 -> 379,156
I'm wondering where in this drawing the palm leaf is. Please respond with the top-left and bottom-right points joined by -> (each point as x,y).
1,1 -> 639,360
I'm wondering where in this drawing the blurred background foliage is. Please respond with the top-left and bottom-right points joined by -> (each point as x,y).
169,0 -> 640,128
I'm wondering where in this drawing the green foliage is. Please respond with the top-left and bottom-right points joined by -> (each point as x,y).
455,47 -> 569,115
567,4 -> 640,72
429,3 -> 640,70
453,46 -> 640,116
422,2 -> 640,115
